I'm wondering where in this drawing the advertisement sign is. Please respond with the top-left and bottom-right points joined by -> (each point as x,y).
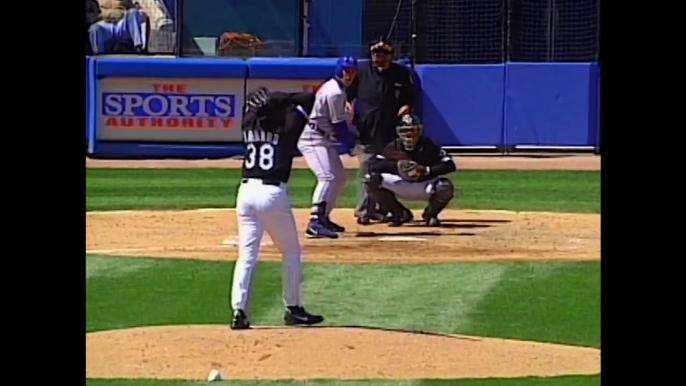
98,78 -> 245,142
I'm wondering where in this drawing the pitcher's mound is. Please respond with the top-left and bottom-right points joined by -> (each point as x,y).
86,325 -> 600,380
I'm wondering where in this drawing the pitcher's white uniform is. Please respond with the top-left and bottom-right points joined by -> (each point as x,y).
230,88 -> 324,329
297,78 -> 352,218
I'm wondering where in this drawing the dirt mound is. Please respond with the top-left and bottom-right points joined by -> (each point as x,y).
86,209 -> 600,263
86,325 -> 600,380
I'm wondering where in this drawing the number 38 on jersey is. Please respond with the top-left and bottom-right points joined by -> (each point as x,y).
244,143 -> 275,170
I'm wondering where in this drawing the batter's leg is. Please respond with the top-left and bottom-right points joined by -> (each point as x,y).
297,142 -> 340,238
231,198 -> 265,316
323,147 -> 347,230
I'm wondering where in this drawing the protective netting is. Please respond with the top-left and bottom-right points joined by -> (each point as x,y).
103,0 -> 599,63
138,0 -> 176,54
414,0 -> 506,64
507,0 -> 600,62
363,0 -> 413,60
363,0 -> 598,64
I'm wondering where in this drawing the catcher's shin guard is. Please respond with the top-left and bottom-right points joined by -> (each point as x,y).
425,178 -> 455,221
369,188 -> 411,226
372,188 -> 405,213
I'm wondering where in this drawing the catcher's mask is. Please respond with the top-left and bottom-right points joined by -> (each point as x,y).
396,114 -> 423,151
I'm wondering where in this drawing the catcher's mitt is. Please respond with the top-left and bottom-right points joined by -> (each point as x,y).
397,160 -> 428,181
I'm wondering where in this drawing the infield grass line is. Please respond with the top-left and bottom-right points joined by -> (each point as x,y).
86,169 -> 600,213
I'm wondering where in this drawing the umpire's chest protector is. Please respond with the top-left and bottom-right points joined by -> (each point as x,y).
357,63 -> 404,116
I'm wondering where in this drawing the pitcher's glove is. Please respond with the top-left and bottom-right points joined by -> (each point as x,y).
397,160 -> 428,181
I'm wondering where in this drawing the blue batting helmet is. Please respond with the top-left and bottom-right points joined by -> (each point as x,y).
334,56 -> 358,80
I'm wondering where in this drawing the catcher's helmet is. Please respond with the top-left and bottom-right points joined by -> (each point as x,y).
397,113 -> 423,151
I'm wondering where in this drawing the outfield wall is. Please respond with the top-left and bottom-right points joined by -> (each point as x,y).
85,57 -> 599,158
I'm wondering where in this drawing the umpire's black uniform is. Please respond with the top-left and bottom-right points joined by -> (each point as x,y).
349,60 -> 416,151
347,38 -> 417,222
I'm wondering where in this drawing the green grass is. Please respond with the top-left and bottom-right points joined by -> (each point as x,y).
86,169 -> 599,213
86,256 -> 600,385
86,167 -> 600,385
86,375 -> 600,386
86,255 -> 600,348
465,262 -> 600,348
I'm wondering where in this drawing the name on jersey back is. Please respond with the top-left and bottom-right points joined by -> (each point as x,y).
243,130 -> 280,146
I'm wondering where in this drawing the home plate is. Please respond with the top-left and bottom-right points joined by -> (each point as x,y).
222,238 -> 273,246
377,236 -> 427,242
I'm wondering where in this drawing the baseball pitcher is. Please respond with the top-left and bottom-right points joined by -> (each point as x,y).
231,87 -> 324,330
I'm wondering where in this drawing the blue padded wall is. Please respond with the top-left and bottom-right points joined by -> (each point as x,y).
415,64 -> 506,147
86,57 -> 601,159
503,63 -> 599,147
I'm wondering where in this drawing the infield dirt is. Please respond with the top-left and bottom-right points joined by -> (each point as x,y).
86,154 -> 600,381
86,208 -> 599,263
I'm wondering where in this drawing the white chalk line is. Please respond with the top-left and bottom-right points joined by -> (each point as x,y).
377,236 -> 427,242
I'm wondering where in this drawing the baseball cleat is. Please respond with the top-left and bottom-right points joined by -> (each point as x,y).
357,212 -> 388,225
374,212 -> 390,222
421,209 -> 441,226
284,306 -> 324,326
306,219 -> 339,239
230,309 -> 250,330
388,208 -> 414,227
426,217 -> 441,226
323,217 -> 345,232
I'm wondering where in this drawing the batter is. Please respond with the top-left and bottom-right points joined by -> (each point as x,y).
231,87 -> 324,330
297,56 -> 359,239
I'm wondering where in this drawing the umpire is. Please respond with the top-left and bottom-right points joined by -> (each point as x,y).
347,37 -> 417,224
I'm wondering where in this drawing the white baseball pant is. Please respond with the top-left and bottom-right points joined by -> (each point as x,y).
380,173 -> 440,201
297,129 -> 347,217
231,179 -> 303,312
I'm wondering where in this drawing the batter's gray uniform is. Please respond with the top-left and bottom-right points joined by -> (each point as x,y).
297,78 -> 355,218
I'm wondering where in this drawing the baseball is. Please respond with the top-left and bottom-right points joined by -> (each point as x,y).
207,369 -> 224,381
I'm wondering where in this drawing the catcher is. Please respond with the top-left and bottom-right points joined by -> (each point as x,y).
362,113 -> 457,226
